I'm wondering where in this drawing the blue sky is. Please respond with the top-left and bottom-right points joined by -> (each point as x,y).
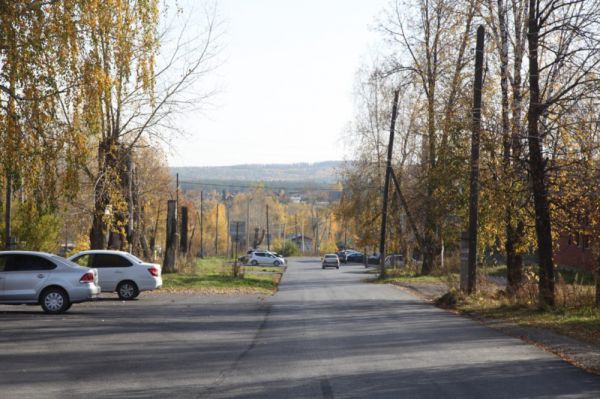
168,0 -> 389,167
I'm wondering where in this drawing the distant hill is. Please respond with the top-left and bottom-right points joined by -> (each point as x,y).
171,161 -> 342,185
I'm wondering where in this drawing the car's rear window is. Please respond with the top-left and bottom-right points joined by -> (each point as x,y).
325,255 -> 337,259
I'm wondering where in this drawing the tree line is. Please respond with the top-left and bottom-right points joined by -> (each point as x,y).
339,0 -> 600,307
0,1 -> 219,258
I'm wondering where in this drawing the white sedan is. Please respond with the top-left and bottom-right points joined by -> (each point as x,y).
69,250 -> 162,300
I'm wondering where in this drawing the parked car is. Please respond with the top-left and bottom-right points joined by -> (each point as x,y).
322,254 -> 340,269
68,250 -> 162,300
248,251 -> 285,266
0,251 -> 100,314
368,253 -> 381,265
266,251 -> 286,264
345,252 -> 364,263
336,250 -> 356,264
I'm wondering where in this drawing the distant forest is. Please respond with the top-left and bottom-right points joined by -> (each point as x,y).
172,161 -> 342,192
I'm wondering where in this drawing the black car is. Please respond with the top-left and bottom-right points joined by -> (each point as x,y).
336,250 -> 352,263
345,252 -> 364,263
367,254 -> 381,265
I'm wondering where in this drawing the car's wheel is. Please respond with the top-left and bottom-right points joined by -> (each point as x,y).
250,260 -> 258,266
117,281 -> 139,300
274,260 -> 281,266
40,288 -> 70,314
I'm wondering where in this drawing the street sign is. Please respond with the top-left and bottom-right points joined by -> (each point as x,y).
230,221 -> 246,242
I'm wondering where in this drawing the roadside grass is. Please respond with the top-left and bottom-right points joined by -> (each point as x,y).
370,267 -> 456,285
161,257 -> 283,295
458,295 -> 600,346
486,264 -> 595,285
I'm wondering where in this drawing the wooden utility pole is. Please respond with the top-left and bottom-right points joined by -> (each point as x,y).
180,206 -> 188,254
467,26 -> 485,294
200,191 -> 204,258
315,209 -> 319,255
266,204 -> 270,251
246,198 -> 252,250
163,200 -> 177,273
215,202 -> 219,255
176,173 -> 179,205
233,221 -> 240,277
4,173 -> 12,250
127,154 -> 134,253
378,89 -> 401,280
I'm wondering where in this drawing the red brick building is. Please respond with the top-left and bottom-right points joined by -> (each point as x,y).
554,232 -> 596,271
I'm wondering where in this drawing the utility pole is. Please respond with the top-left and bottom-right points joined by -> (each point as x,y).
215,202 -> 219,256
301,219 -> 305,255
4,173 -> 12,250
200,190 -> 204,258
246,197 -> 253,250
234,221 -> 240,276
315,208 -> 319,255
180,206 -> 188,254
266,204 -> 270,251
466,26 -> 485,294
295,215 -> 298,237
378,89 -> 401,279
176,173 -> 179,206
127,154 -> 134,253
163,200 -> 177,273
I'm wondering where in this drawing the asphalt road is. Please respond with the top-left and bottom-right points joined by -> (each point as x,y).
1,258 -> 600,398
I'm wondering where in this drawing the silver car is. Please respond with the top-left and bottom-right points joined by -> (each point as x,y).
322,254 -> 340,269
0,251 -> 101,314
248,251 -> 285,266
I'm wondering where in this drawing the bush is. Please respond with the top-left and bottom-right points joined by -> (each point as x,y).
274,240 -> 300,257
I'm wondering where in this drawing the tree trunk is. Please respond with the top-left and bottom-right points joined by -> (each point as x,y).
527,0 -> 554,307
421,244 -> 435,276
596,254 -> 600,307
506,221 -> 524,291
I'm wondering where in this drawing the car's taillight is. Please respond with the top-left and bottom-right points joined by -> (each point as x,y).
80,271 -> 95,283
148,267 -> 159,277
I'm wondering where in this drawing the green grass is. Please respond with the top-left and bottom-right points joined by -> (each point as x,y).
160,257 -> 283,295
372,269 -> 454,285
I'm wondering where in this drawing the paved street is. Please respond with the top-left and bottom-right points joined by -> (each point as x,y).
1,257 -> 600,398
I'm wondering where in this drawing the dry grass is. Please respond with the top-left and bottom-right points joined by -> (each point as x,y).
456,271 -> 600,346
160,257 -> 283,295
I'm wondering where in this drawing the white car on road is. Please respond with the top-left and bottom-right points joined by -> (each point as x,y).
69,250 -> 162,300
0,251 -> 100,313
248,251 -> 285,266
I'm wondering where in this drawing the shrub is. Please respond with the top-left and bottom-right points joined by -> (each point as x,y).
274,240 -> 300,257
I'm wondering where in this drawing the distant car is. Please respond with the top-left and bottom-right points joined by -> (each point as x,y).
345,252 -> 364,263
69,250 -> 162,300
248,251 -> 285,266
0,251 -> 100,314
368,254 -> 381,265
322,254 -> 340,269
336,250 -> 355,264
